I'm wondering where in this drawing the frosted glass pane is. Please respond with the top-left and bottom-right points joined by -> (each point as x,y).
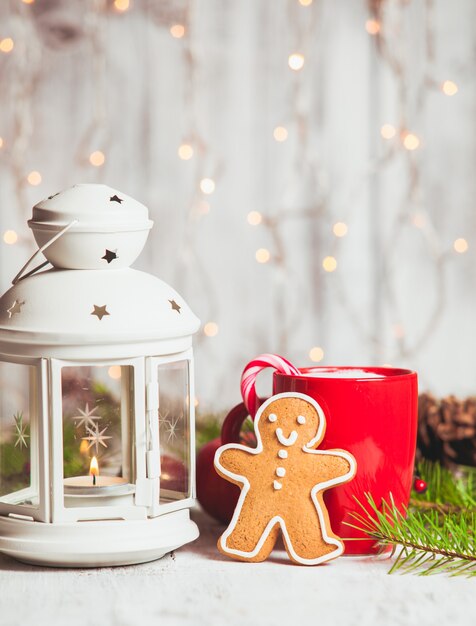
157,361 -> 190,503
61,365 -> 134,507
0,361 -> 38,507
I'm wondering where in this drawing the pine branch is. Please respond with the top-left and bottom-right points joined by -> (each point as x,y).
412,460 -> 476,510
346,493 -> 476,577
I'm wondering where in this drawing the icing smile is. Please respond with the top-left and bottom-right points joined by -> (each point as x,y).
275,428 -> 298,447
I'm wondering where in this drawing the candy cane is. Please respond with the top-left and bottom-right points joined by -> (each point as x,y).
241,353 -> 300,417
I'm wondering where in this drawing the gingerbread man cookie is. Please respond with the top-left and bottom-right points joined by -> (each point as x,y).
214,392 -> 357,565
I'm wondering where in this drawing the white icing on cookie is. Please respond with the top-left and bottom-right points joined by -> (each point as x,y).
276,428 -> 297,446
276,467 -> 286,477
297,415 -> 306,425
273,480 -> 282,490
278,450 -> 288,459
268,413 -> 277,423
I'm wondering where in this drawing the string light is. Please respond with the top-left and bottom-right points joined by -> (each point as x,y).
21,0 -> 35,4
203,322 -> 219,337
393,324 -> 405,339
309,346 -> 324,362
3,230 -> 18,245
249,8 -> 322,357
197,200 -> 210,215
288,53 -> 305,71
441,80 -> 458,96
411,213 -> 426,229
113,0 -> 130,11
322,256 -> 337,272
27,170 -> 41,186
169,6 -> 225,360
380,124 -> 396,139
0,0 -> 464,403
333,222 -> 348,237
89,150 -> 105,166
255,248 -> 270,263
402,132 -> 420,151
454,238 -> 468,254
365,19 -> 381,35
200,178 -> 215,195
108,365 -> 122,379
361,1 -> 459,365
273,126 -> 288,142
170,24 -> 185,39
247,211 -> 262,226
0,38 -> 14,54
178,143 -> 194,160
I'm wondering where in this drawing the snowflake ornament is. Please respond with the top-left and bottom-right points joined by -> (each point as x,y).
165,416 -> 181,443
158,409 -> 183,444
13,411 -> 29,449
82,423 -> 112,454
72,403 -> 101,430
158,408 -> 170,429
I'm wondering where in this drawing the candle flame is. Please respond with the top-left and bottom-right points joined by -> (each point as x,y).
90,456 -> 99,477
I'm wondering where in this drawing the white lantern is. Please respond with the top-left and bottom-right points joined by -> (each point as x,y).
0,184 -> 200,567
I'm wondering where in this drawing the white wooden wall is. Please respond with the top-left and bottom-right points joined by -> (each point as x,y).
0,0 -> 475,409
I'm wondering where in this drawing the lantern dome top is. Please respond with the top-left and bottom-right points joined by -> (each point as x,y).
0,267 -> 200,357
28,184 -> 153,270
0,183 -> 200,358
30,183 -> 151,231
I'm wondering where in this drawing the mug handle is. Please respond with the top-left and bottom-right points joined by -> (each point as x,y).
240,353 -> 300,417
220,402 -> 250,445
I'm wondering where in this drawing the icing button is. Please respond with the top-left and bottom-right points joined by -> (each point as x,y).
273,480 -> 282,490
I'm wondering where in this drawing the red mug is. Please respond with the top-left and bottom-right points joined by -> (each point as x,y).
197,362 -> 418,556
272,366 -> 418,555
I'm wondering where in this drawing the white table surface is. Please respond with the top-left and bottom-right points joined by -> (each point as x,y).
0,507 -> 474,626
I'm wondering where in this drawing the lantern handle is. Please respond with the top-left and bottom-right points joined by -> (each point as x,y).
12,220 -> 78,285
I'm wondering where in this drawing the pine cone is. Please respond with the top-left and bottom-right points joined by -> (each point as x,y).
418,393 -> 476,467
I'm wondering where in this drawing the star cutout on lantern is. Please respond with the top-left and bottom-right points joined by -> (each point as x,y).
7,300 -> 25,318
72,403 -> 101,430
169,299 -> 181,314
91,305 -> 110,320
110,195 -> 123,204
102,249 -> 118,264
83,423 -> 112,454
13,412 -> 29,449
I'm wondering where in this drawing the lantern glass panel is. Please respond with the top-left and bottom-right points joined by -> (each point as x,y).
0,361 -> 38,507
61,365 -> 134,505
157,360 -> 190,502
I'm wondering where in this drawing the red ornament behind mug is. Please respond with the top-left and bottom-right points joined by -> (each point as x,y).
197,404 -> 247,523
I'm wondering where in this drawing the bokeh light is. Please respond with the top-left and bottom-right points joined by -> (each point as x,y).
204,322 -> 219,337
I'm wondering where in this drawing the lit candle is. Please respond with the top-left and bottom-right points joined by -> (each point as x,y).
63,456 -> 131,497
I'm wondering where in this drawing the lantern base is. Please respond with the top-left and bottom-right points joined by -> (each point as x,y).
0,508 -> 199,568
